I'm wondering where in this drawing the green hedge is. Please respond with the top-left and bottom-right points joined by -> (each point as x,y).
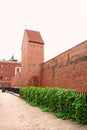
19,87 -> 87,124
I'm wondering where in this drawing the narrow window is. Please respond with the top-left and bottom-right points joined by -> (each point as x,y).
17,68 -> 19,73
33,63 -> 34,67
0,76 -> 2,80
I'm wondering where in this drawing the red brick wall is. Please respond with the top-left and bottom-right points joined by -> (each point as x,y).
11,29 -> 87,93
41,41 -> 87,93
21,30 -> 44,86
0,61 -> 21,87
21,41 -> 44,86
11,73 -> 22,87
21,30 -> 30,86
11,30 -> 44,87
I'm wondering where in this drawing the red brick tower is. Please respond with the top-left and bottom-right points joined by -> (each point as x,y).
21,29 -> 44,86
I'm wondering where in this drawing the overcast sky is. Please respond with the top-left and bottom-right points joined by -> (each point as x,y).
0,0 -> 87,62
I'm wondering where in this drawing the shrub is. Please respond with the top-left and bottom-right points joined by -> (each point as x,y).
19,86 -> 87,124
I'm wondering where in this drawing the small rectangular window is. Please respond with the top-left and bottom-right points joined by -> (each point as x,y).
33,63 -> 34,67
17,68 -> 19,72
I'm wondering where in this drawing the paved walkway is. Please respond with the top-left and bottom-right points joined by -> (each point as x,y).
0,90 -> 87,130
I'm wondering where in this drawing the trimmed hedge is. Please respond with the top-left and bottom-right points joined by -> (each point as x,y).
19,87 -> 87,124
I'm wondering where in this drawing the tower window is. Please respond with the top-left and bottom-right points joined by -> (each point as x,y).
0,76 -> 2,80
33,63 -> 35,67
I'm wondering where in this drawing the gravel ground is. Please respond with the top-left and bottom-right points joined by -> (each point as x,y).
0,90 -> 87,130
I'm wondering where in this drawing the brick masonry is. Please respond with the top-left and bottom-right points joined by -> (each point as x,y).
11,29 -> 87,93
0,61 -> 21,87
41,40 -> 87,93
11,29 -> 44,87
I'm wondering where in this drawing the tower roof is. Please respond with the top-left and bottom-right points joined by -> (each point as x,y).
25,29 -> 44,44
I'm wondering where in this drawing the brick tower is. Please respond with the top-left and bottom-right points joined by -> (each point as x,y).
21,29 -> 44,86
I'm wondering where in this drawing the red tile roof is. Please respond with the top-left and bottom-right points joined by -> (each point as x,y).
25,29 -> 44,44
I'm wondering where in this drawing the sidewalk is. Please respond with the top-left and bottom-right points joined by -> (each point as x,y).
0,90 -> 87,130
0,91 -> 17,130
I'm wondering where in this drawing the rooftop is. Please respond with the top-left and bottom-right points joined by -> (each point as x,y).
25,29 -> 44,44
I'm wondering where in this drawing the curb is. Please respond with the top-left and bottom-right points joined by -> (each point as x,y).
6,90 -> 20,97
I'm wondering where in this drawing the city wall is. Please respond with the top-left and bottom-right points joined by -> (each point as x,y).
41,41 -> 87,93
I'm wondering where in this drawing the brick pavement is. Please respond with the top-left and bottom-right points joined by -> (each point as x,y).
0,90 -> 87,130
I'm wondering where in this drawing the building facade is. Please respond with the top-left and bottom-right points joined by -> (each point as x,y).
0,60 -> 21,88
11,29 -> 44,87
11,29 -> 87,93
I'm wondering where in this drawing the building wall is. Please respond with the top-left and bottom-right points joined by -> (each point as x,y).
41,41 -> 87,93
0,61 -> 21,88
21,30 -> 44,86
21,30 -> 30,86
11,29 -> 87,93
11,29 -> 44,87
